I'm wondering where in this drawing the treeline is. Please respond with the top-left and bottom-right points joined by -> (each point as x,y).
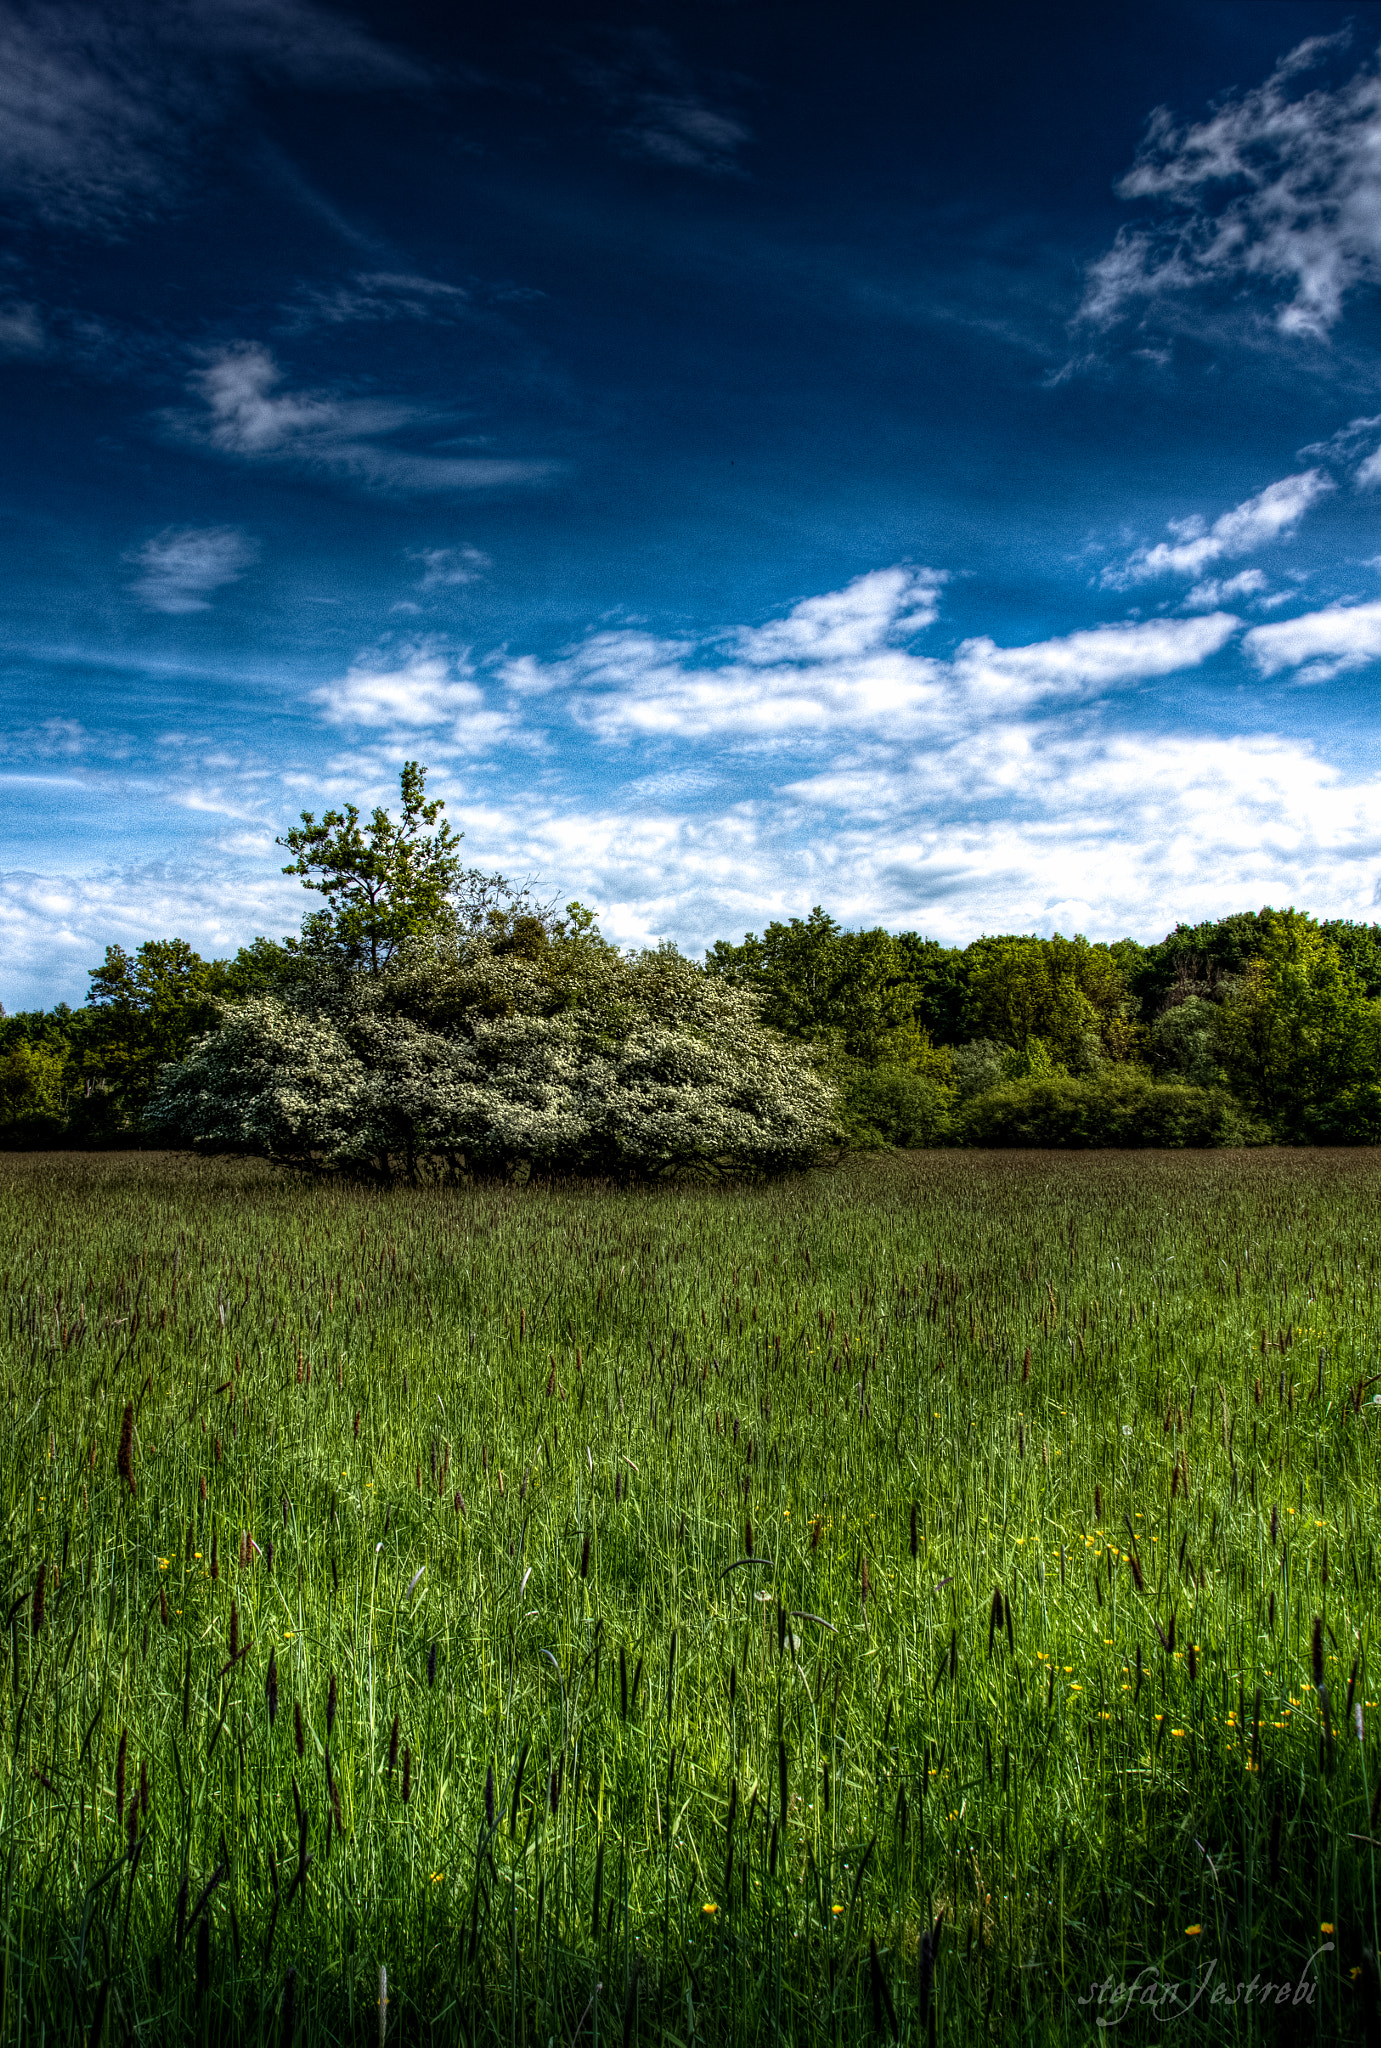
4,766 -> 1381,1162
705,905 -> 1381,1147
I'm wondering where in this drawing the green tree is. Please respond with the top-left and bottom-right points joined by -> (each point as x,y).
706,909 -> 955,1069
1214,910 -> 1381,1140
964,934 -> 1134,1070
278,760 -> 465,973
82,938 -> 228,1117
0,1040 -> 68,1139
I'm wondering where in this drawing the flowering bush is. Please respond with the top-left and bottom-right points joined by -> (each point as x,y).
147,939 -> 838,1177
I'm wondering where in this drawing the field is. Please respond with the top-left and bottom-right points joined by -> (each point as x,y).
2,1147 -> 1381,2045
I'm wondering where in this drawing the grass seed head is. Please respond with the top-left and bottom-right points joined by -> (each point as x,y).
266,1650 -> 278,1726
1312,1616 -> 1325,1691
116,1402 -> 135,1495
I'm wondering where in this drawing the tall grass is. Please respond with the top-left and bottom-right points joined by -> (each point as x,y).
1,1145 -> 1379,2043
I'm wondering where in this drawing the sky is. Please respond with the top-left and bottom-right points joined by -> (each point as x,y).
6,0 -> 1381,1007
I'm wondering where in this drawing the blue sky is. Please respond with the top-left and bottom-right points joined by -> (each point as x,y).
6,0 -> 1381,1007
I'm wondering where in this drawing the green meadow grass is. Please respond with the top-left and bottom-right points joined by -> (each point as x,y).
2,1146 -> 1381,2044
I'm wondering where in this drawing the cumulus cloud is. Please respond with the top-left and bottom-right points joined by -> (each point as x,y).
500,572 -> 1237,743
0,0 -> 424,232
1080,34 -> 1381,339
311,646 -> 513,750
734,567 -> 943,664
170,343 -> 554,493
1182,568 -> 1269,611
126,524 -> 260,612
1244,599 -> 1381,682
14,557 -> 1381,1004
1103,470 -> 1332,587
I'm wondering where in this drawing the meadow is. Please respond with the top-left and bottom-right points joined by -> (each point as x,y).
2,1146 -> 1380,2045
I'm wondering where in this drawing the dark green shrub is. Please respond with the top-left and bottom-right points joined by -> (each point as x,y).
957,1065 -> 1261,1148
838,1065 -> 951,1147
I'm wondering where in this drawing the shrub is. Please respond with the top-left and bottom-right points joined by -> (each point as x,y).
147,941 -> 838,1178
957,1065 -> 1262,1149
837,1064 -> 951,1148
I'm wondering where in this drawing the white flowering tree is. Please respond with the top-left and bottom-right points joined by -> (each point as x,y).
148,935 -> 838,1178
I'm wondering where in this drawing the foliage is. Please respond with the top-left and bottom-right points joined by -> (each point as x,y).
0,1038 -> 68,1141
1124,910 -> 1274,1016
2,1147 -> 1380,2043
835,1061 -> 951,1148
963,932 -> 1137,1067
706,907 -> 941,1061
1147,994 -> 1223,1089
1214,910 -> 1381,1142
947,1037 -> 1007,1100
957,1064 -> 1257,1148
277,759 -> 467,974
148,939 -> 838,1177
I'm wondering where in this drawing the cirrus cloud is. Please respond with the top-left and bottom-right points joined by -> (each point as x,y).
167,342 -> 557,495
1080,33 -> 1381,340
126,524 -> 260,613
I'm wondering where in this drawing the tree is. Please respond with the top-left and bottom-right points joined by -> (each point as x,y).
1214,910 -> 1381,1141
963,934 -> 1134,1070
0,1040 -> 68,1140
82,938 -> 228,1115
706,909 -> 955,1068
278,761 -> 466,973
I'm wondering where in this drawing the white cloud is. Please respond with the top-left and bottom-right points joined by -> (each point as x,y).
1080,35 -> 1381,339
1354,441 -> 1381,488
0,855 -> 304,1007
734,567 -> 943,664
1244,599 -> 1381,681
621,97 -> 750,174
1182,568 -> 1269,610
126,524 -> 259,613
502,577 -> 1237,744
311,647 -> 513,750
575,31 -> 752,177
1103,470 -> 1332,587
394,722 -> 1381,967
173,343 -> 553,494
411,544 -> 491,588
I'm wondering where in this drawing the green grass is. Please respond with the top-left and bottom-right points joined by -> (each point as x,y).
2,1145 -> 1381,2044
